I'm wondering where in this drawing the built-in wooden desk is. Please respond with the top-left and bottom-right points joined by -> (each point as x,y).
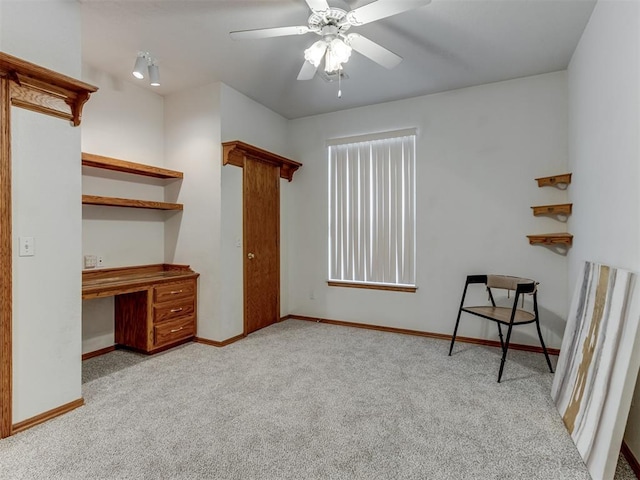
82,264 -> 199,354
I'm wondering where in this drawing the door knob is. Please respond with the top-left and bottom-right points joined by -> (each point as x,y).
247,253 -> 255,259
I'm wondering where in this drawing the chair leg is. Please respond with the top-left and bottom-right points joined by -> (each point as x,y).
449,308 -> 463,356
535,319 -> 554,373
533,293 -> 554,374
497,323 -> 505,352
449,283 -> 469,356
498,323 -> 514,383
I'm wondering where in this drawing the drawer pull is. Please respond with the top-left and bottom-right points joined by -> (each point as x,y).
170,307 -> 183,313
170,290 -> 183,295
170,327 -> 184,333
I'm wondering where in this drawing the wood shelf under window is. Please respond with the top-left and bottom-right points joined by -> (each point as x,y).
530,203 -> 572,217
535,173 -> 572,188
327,281 -> 417,293
526,233 -> 573,246
82,195 -> 183,211
82,152 -> 183,179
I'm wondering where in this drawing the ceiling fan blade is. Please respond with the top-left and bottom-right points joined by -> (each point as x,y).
297,60 -> 319,81
346,0 -> 432,26
304,0 -> 330,13
230,25 -> 310,40
346,33 -> 402,70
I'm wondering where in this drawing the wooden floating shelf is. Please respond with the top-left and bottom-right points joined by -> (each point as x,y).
531,203 -> 573,217
527,233 -> 573,246
82,152 -> 183,179
535,173 -> 572,188
82,195 -> 183,211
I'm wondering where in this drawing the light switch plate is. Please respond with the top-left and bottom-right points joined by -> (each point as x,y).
19,237 -> 34,257
84,255 -> 97,269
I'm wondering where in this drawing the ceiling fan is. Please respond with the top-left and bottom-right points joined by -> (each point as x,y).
230,0 -> 432,80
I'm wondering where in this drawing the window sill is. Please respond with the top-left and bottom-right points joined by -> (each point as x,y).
327,281 -> 417,293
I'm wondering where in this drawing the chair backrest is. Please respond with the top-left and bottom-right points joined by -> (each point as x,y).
486,274 -> 537,294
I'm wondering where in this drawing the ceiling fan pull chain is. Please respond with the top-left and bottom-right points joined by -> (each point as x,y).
338,65 -> 342,98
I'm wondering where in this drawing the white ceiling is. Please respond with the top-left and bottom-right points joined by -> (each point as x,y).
80,0 -> 596,119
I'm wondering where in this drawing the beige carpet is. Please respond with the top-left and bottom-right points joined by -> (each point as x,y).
0,319 -> 637,479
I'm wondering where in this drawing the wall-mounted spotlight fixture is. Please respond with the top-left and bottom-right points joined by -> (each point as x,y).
132,52 -> 160,86
148,64 -> 160,86
132,53 -> 148,79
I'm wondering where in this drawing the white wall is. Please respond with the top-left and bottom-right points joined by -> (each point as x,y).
81,64 -> 166,268
566,0 -> 640,461
2,0 -> 83,423
219,84 -> 291,334
80,65 -> 166,354
163,82 -> 290,343
164,83 -> 223,340
288,72 -> 569,349
220,84 -> 291,158
81,65 -> 165,166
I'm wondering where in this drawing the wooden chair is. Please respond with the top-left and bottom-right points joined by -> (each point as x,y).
448,274 -> 554,382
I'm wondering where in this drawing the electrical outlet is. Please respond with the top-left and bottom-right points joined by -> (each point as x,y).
84,255 -> 97,269
97,255 -> 105,267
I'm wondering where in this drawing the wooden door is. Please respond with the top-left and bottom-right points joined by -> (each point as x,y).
243,158 -> 280,334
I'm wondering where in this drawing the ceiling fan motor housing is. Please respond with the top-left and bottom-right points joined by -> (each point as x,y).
308,8 -> 351,37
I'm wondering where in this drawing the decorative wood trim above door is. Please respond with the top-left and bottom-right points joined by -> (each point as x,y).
222,140 -> 302,182
0,52 -> 97,126
0,52 -> 96,438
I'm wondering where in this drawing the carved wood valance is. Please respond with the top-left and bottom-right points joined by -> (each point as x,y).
222,140 -> 302,182
0,51 -> 97,126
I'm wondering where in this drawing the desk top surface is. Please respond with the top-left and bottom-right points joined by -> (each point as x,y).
82,264 -> 198,299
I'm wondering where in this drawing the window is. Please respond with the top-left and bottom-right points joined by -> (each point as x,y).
328,129 -> 416,291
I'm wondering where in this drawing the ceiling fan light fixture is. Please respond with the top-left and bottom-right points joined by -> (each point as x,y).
304,40 -> 327,67
325,38 -> 352,73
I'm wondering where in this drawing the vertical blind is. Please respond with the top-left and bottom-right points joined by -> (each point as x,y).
328,130 -> 416,286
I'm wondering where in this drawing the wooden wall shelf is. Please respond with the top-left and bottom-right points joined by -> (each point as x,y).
82,152 -> 183,179
222,140 -> 302,182
531,203 -> 573,217
527,233 -> 573,246
82,195 -> 183,211
82,153 -> 184,211
530,173 -> 573,249
535,173 -> 572,188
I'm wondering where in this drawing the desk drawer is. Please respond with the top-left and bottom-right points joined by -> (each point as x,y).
154,280 -> 195,303
154,298 -> 195,324
154,316 -> 195,347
